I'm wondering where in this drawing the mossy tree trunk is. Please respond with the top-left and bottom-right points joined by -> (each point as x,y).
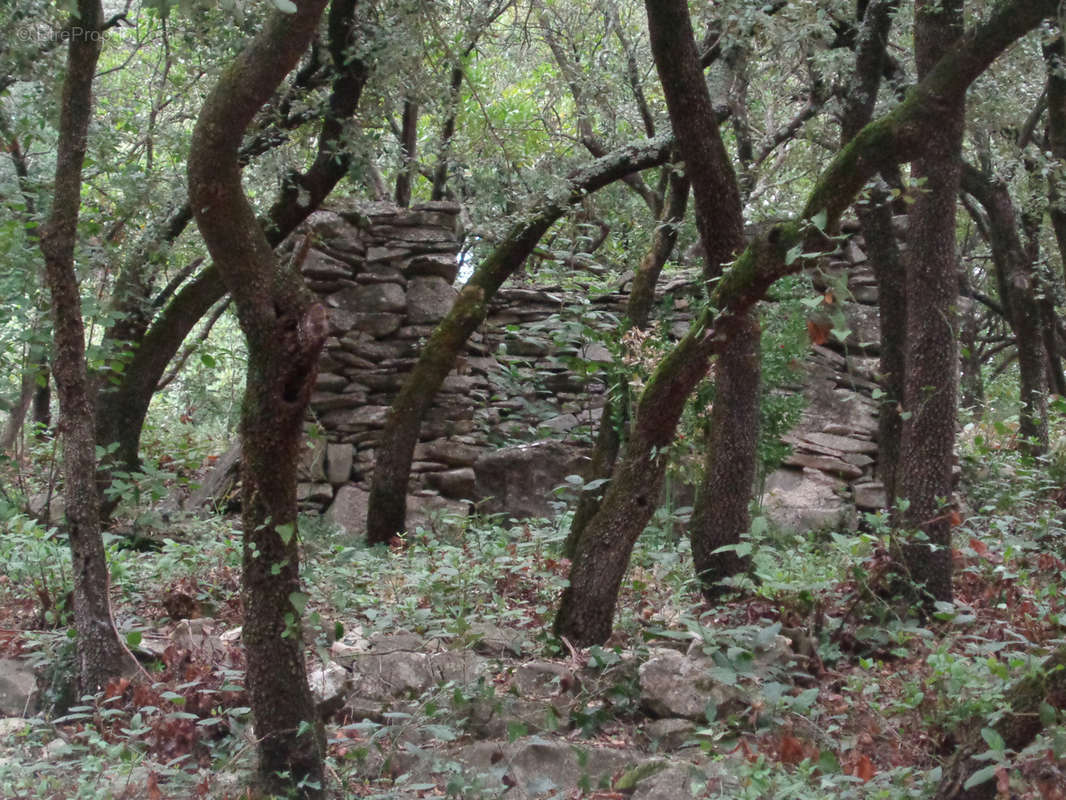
933,645 -> 1066,799
38,0 -> 142,694
565,168 -> 690,557
961,163 -> 1048,454
554,0 -> 1059,646
187,2 -> 330,795
365,134 -> 675,545
898,0 -> 965,605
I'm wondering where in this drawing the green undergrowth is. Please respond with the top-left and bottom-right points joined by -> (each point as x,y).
0,425 -> 1063,797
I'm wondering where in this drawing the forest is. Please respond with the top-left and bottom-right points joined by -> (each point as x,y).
1,0 -> 1066,797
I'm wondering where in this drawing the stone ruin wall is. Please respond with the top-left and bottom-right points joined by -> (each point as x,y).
286,201 -> 895,535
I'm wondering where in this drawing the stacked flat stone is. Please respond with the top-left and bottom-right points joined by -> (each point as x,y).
282,201 -> 899,535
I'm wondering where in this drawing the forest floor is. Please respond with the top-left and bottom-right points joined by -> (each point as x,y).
0,430 -> 1064,798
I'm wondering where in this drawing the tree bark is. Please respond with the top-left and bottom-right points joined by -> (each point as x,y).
898,0 -> 965,604
395,96 -> 419,207
187,2 -> 330,795
365,134 -> 674,545
38,0 -> 141,693
553,0 -> 1058,645
690,313 -> 761,598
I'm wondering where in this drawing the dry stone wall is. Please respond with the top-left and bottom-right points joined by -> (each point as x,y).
283,202 -> 893,534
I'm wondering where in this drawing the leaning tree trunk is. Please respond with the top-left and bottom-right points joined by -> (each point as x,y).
933,645 -> 1066,799
564,168 -> 690,557
365,135 -> 674,545
554,0 -> 1056,646
38,0 -> 142,693
187,1 -> 330,796
898,0 -> 965,605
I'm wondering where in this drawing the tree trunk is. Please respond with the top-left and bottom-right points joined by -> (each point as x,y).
187,2 -> 330,795
1,370 -> 37,454
565,168 -> 689,556
554,0 -> 1054,645
646,0 -> 760,599
958,267 -> 985,412
862,194 -> 907,505
395,96 -> 419,207
690,313 -> 760,598
838,0 -> 903,508
38,0 -> 141,693
933,645 -> 1066,799
898,0 -> 965,604
94,0 -> 366,499
431,63 -> 465,201
1045,35 -> 1066,297
365,134 -> 674,545
961,164 -> 1048,454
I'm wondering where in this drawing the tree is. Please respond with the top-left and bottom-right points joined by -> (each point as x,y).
365,133 -> 674,545
554,0 -> 1062,646
961,163 -> 1048,455
186,1 -> 331,794
39,0 -> 141,693
640,0 -> 757,600
93,0 -> 369,511
896,0 -> 966,604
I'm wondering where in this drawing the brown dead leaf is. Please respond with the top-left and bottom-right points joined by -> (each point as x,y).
807,319 -> 831,346
779,734 -> 806,765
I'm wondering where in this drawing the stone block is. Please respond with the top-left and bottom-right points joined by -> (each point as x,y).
326,484 -> 370,535
301,249 -> 352,280
326,443 -> 354,485
351,312 -> 403,338
426,467 -> 476,498
405,253 -> 459,282
406,276 -> 457,324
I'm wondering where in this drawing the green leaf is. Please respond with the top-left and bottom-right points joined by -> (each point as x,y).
1039,701 -> 1057,727
276,523 -> 295,544
818,749 -> 840,773
963,764 -> 1000,790
272,0 -> 298,12
785,243 -> 803,265
126,631 -> 142,648
811,208 -> 828,231
791,687 -> 820,713
980,727 -> 1006,753
289,592 -> 308,615
200,353 -> 217,368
